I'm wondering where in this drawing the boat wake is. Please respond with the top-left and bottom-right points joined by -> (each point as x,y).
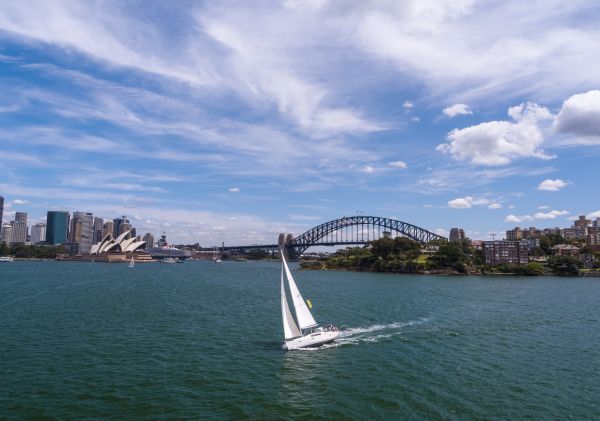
299,317 -> 432,350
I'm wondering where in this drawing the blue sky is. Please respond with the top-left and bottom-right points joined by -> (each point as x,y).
1,0 -> 599,245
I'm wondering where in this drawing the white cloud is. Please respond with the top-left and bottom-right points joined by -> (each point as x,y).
359,165 -> 375,174
537,179 -> 567,191
554,90 -> 600,140
588,210 -> 600,219
505,214 -> 531,223
533,210 -> 569,219
488,203 -> 502,209
448,196 -> 473,209
12,199 -> 29,205
443,103 -> 472,118
403,100 -> 414,109
538,205 -> 550,210
437,102 -> 554,166
388,161 -> 407,169
228,187 -> 240,193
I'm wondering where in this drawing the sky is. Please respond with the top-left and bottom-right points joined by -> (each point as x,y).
0,0 -> 599,246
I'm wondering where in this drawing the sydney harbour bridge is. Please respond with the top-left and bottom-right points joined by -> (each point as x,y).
221,216 -> 446,259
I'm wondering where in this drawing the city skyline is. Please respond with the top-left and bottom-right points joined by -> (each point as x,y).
1,1 -> 600,244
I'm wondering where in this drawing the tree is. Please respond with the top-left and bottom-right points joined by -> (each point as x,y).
547,255 -> 582,276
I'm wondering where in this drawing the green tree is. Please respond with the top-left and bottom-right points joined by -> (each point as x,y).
547,255 -> 581,276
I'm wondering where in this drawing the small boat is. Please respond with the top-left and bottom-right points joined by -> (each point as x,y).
161,257 -> 178,264
128,256 -> 135,268
214,258 -> 222,263
0,256 -> 14,263
280,252 -> 339,350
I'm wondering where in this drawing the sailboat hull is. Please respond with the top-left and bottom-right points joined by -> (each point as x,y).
283,330 -> 339,350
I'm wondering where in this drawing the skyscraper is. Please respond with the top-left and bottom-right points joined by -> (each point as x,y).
93,217 -> 104,243
143,232 -> 155,248
30,223 -> 46,244
15,212 -> 27,224
449,228 -> 466,242
71,212 -> 94,254
11,220 -> 27,244
45,211 -> 70,245
1,223 -> 12,245
0,196 -> 4,236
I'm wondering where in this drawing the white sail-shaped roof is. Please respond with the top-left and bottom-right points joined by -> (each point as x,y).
103,241 -> 120,253
121,237 -> 138,252
90,244 -> 99,254
282,253 -> 317,330
125,240 -> 146,253
114,230 -> 130,245
281,264 -> 301,340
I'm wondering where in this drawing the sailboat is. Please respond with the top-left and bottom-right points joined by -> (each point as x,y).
280,252 -> 339,350
128,256 -> 135,268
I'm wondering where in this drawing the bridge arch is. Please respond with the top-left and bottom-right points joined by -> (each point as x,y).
287,216 -> 446,257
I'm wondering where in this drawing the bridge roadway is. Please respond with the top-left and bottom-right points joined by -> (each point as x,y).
215,216 -> 446,258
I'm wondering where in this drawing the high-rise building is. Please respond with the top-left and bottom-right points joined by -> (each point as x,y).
0,196 -> 4,235
71,212 -> 94,254
45,211 -> 70,245
449,228 -> 465,242
143,232 -> 155,248
30,223 -> 46,244
1,223 -> 12,244
102,221 -> 114,240
93,217 -> 104,243
15,212 -> 27,225
113,216 -> 129,237
11,221 -> 27,244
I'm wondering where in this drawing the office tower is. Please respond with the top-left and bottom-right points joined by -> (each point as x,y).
143,232 -> 155,248
0,196 -> 3,237
101,221 -> 114,240
112,216 -> 129,237
15,212 -> 27,225
449,228 -> 466,242
72,212 -> 94,254
118,221 -> 132,237
131,227 -> 137,238
93,217 -> 104,243
45,211 -> 70,245
11,220 -> 27,244
30,223 -> 46,244
1,223 -> 12,244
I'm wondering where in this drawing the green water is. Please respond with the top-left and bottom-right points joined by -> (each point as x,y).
1,261 -> 599,419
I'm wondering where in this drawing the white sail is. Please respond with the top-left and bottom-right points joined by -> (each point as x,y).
281,265 -> 301,339
282,253 -> 318,330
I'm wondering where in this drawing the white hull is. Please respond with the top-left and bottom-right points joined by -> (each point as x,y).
283,330 -> 339,350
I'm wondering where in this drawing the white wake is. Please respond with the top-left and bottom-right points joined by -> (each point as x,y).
299,317 -> 431,350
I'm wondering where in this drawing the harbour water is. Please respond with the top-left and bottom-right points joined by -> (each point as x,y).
1,261 -> 599,419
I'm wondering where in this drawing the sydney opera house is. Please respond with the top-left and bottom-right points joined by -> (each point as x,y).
59,230 -> 153,262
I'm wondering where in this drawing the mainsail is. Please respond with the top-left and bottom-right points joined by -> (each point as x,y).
281,264 -> 301,339
282,253 -> 318,330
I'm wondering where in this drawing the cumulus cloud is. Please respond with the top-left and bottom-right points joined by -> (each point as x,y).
403,100 -> 414,109
437,102 -> 554,165
388,160 -> 407,169
537,179 -> 567,191
448,197 -> 473,208
588,210 -> 600,219
448,196 -> 498,209
554,90 -> 600,139
11,199 -> 29,205
505,209 -> 568,223
359,165 -> 375,174
443,103 -> 472,118
228,187 -> 240,193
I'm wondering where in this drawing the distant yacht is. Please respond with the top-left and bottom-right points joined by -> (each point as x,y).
128,256 -> 135,268
214,258 -> 222,263
161,257 -> 178,264
280,252 -> 339,350
0,256 -> 14,263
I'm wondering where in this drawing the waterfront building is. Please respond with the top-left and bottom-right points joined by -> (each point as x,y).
93,217 -> 104,243
11,221 -> 27,245
587,234 -> 599,248
30,223 -> 46,244
15,211 -> 27,225
45,211 -> 70,245
483,240 -> 528,265
552,244 -> 580,256
506,226 -> 542,241
0,196 -> 4,235
449,228 -> 465,242
143,232 -> 155,248
71,212 -> 94,254
1,223 -> 12,245
574,215 -> 591,229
